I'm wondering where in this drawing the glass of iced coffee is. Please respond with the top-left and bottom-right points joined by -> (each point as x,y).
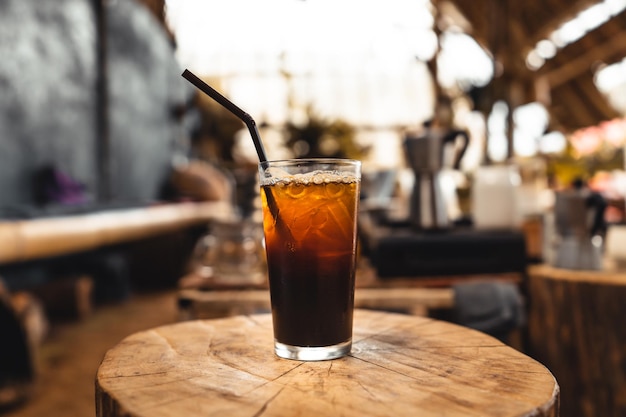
259,158 -> 361,361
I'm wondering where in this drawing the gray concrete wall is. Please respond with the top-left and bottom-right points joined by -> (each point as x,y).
0,0 -> 189,215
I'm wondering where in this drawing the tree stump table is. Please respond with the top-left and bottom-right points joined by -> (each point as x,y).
527,264 -> 626,417
96,309 -> 559,417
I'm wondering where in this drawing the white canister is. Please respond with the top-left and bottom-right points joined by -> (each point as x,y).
472,165 -> 523,230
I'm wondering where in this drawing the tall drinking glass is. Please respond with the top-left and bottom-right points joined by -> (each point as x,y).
259,159 -> 361,361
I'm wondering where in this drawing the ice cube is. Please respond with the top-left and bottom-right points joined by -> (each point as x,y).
325,199 -> 355,241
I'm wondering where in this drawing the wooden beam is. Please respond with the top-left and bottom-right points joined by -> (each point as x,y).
577,77 -> 620,121
543,30 -> 626,88
551,84 -> 598,130
522,0 -> 601,46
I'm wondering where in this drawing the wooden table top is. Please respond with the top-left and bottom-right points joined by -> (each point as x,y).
96,309 -> 559,417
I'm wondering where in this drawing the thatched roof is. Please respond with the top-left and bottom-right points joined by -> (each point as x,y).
444,0 -> 626,132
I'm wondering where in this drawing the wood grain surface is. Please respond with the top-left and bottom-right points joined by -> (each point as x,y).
528,264 -> 626,417
96,309 -> 559,417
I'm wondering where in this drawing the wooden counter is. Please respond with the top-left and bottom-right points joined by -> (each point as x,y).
96,309 -> 559,417
0,201 -> 232,264
527,264 -> 626,417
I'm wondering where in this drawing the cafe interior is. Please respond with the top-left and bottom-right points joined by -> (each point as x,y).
1,0 -> 626,416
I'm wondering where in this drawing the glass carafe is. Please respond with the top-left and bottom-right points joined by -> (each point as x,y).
193,219 -> 267,286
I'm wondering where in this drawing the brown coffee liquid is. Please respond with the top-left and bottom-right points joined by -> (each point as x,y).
261,174 -> 359,347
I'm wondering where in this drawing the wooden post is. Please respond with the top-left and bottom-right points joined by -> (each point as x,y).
528,265 -> 626,417
93,0 -> 111,202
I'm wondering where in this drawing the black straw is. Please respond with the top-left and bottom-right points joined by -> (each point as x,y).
182,69 -> 290,237
181,69 -> 268,163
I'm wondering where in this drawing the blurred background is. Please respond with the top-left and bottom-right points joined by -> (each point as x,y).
3,0 -> 626,218
1,0 -> 626,416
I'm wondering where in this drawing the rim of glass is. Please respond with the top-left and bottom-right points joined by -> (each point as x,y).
259,158 -> 361,168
